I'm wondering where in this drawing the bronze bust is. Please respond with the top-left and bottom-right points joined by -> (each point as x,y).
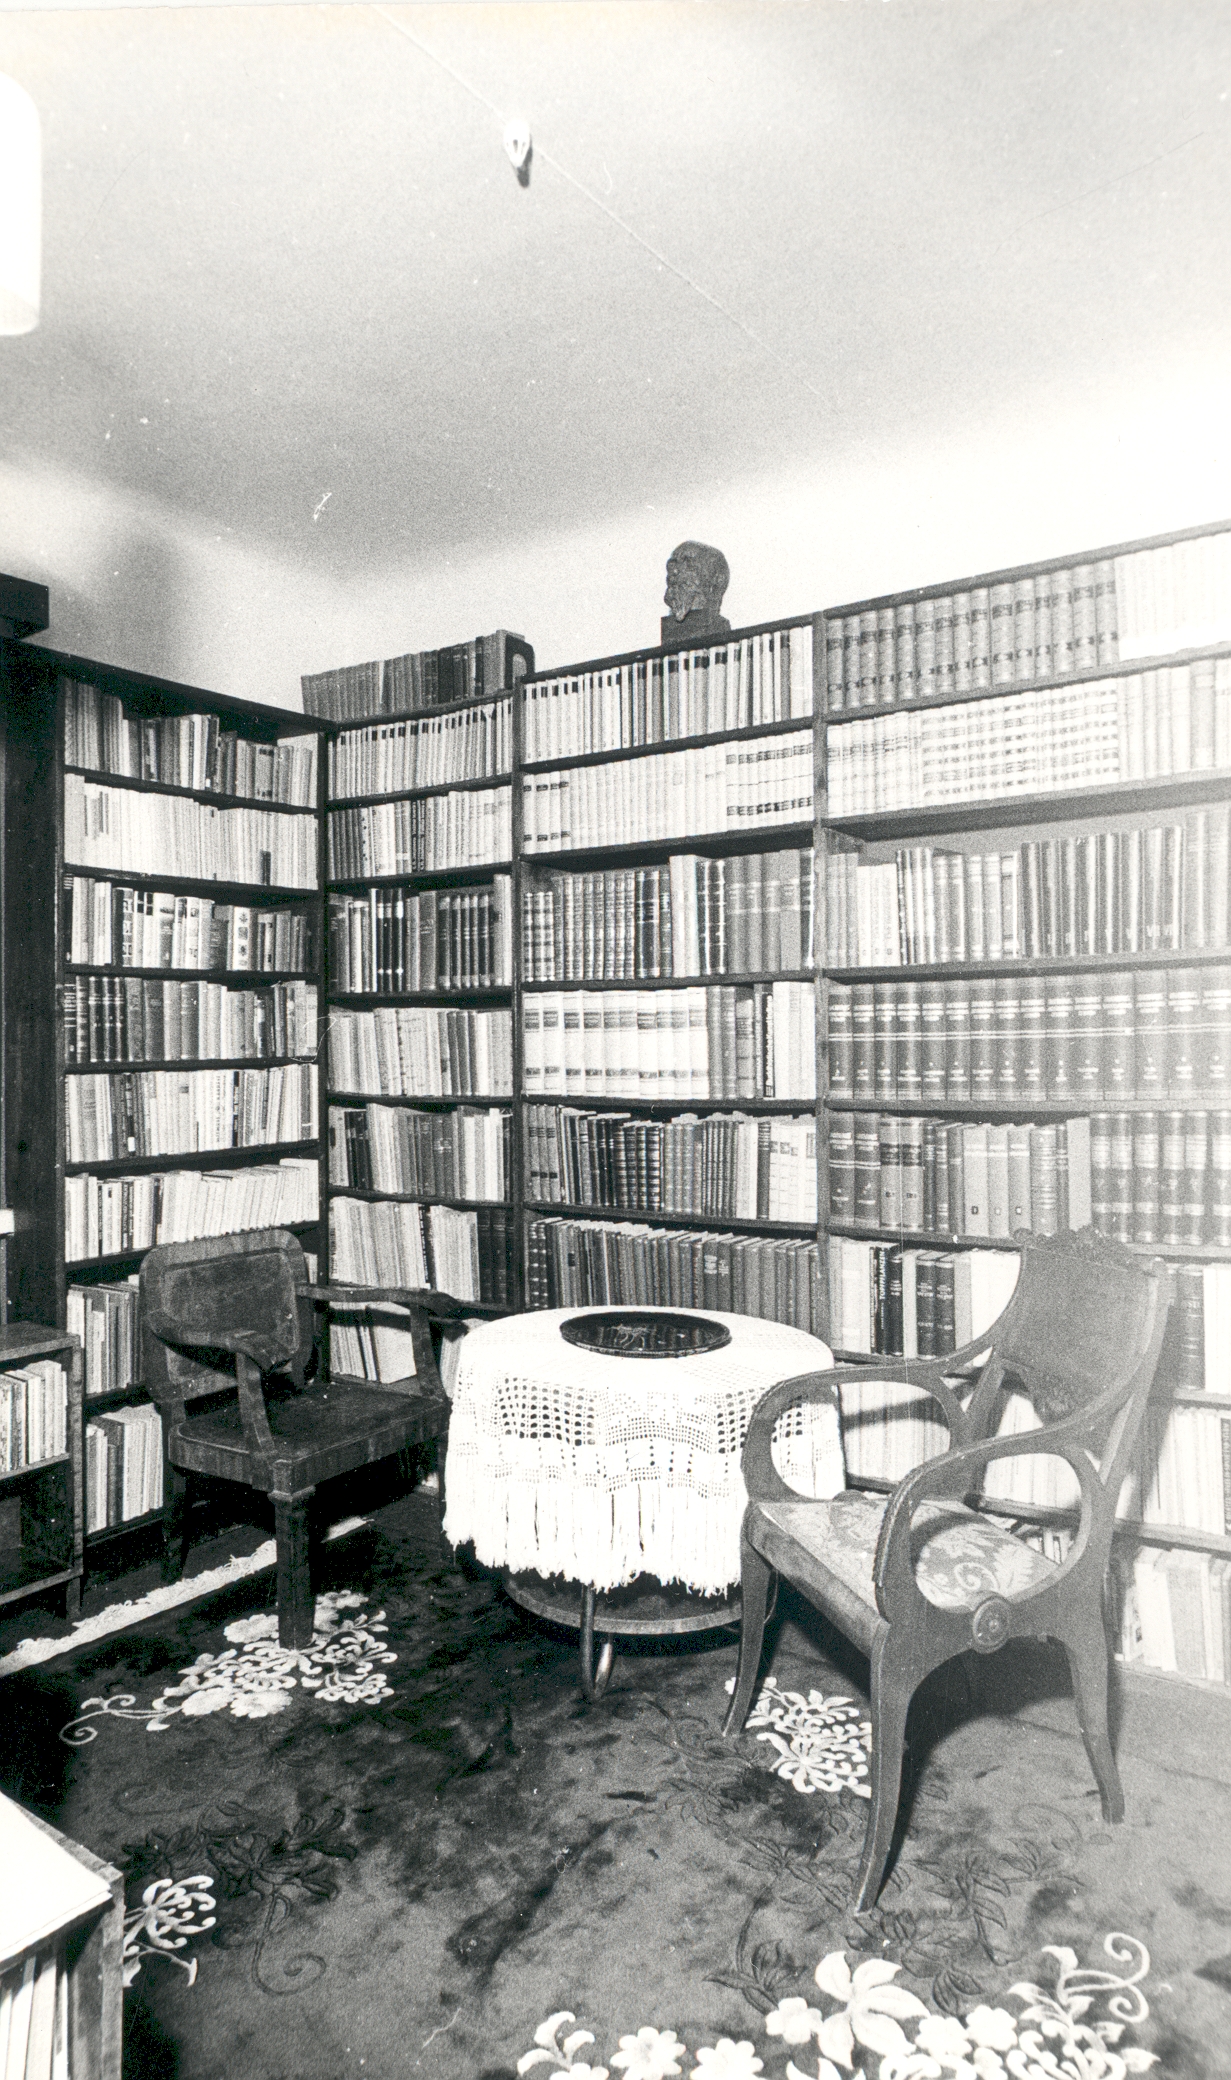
661,541 -> 731,649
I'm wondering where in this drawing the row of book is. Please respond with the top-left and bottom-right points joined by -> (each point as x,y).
1116,1545 -> 1231,1686
826,807 -> 1231,967
85,1403 -> 164,1532
62,678 -> 318,804
824,564 -> 1121,711
523,624 -> 815,760
64,1064 -> 319,1165
521,848 -> 816,983
328,1006 -> 513,1098
67,1280 -> 139,1399
824,530 -> 1231,713
328,1307 -> 419,1387
65,776 -> 318,889
826,971 -> 1231,1107
523,1107 -> 818,1223
0,1359 -> 69,1472
301,630 -> 533,722
825,661 -> 1231,816
329,1196 -> 513,1307
522,732 -> 814,853
829,1113 -> 1093,1238
522,1214 -> 823,1335
326,699 -> 512,798
327,1103 -> 509,1201
981,1392 -> 1231,1537
328,881 -> 513,995
327,789 -> 511,879
64,876 -> 317,974
0,1946 -> 71,2080
523,982 -> 818,1103
63,978 -> 318,1066
1170,1262 -> 1231,1392
63,1156 -> 319,1262
827,1242 -> 1021,1359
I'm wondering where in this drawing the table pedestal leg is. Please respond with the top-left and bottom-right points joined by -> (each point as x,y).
579,1586 -> 615,1700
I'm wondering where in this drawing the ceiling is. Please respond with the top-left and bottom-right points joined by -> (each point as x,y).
1,0 -> 1229,582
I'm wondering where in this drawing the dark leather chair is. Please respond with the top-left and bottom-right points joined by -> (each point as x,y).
722,1229 -> 1173,1910
140,1227 -> 466,1646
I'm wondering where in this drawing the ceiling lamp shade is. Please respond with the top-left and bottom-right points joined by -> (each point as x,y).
0,75 -> 41,335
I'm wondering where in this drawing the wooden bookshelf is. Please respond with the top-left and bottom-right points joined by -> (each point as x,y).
0,1324 -> 83,1619
0,1794 -> 124,2080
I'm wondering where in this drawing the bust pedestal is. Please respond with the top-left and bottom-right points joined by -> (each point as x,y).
660,607 -> 731,652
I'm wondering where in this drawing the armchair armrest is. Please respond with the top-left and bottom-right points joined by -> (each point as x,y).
305,1282 -> 479,1324
872,1416 -> 1107,1626
741,1369 -> 844,1503
820,1354 -> 990,1451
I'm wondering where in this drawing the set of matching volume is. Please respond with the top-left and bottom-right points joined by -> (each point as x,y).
0,1357 -> 68,1473
827,807 -> 1231,967
328,1104 -> 509,1201
329,1196 -> 512,1308
524,1214 -> 822,1335
63,677 -> 318,803
830,1108 -> 1231,1247
523,731 -> 813,853
65,1064 -> 318,1164
302,629 -> 533,723
67,1281 -> 140,1399
826,659 -> 1231,817
523,982 -> 817,1102
66,775 -> 318,888
64,1156 -> 319,1262
524,1107 -> 817,1222
522,848 -> 815,982
327,789 -> 511,878
824,528 -> 1231,711
329,881 -> 512,994
525,623 -> 814,761
827,970 -> 1231,1107
64,875 -> 317,973
85,1404 -> 164,1532
64,978 -> 317,1065
327,698 -> 512,797
328,1007 -> 512,1098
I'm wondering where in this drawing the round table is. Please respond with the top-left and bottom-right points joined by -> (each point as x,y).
442,1304 -> 838,1694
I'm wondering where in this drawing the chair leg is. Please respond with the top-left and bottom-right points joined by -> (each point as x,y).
273,1489 -> 316,1649
722,1525 -> 775,1736
435,1434 -> 448,1548
1060,1609 -> 1124,1823
161,1464 -> 193,1586
853,1630 -> 911,1914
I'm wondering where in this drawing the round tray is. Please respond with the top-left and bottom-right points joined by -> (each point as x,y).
503,1569 -> 741,1638
558,1309 -> 732,1359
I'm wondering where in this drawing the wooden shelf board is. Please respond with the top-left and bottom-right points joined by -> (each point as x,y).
524,823 -> 814,871
329,1090 -> 509,1108
328,863 -> 511,890
0,1562 -> 78,1607
520,970 -> 816,992
523,711 -> 815,775
822,772 -> 1231,843
328,988 -> 510,1005
66,1054 -> 316,1074
822,640 -> 1231,723
327,770 -> 511,807
823,1093 -> 1231,1118
66,1140 -> 321,1178
0,1454 -> 71,1486
64,764 -> 316,815
66,963 -> 318,983
327,1187 -> 510,1212
824,949 -> 1231,981
65,1218 -> 320,1272
524,1202 -> 817,1235
524,1094 -> 816,1115
61,865 -> 318,901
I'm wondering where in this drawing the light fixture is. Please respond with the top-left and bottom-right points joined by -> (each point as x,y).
502,115 -> 532,188
0,74 -> 41,335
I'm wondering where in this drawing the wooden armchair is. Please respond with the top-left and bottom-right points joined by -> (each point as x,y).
140,1227 -> 468,1646
722,1229 -> 1173,1911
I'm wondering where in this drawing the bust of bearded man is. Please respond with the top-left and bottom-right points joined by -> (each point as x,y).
661,541 -> 731,650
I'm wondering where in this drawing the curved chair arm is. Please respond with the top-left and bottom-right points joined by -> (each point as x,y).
305,1282 -> 478,1323
740,1369 -> 845,1502
820,1355 -> 991,1449
872,1420 -> 1108,1627
234,1350 -> 278,1455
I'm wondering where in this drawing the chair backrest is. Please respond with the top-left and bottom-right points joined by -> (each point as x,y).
140,1228 -> 312,1407
967,1228 -> 1172,1488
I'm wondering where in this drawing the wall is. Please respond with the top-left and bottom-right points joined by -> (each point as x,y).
3,339 -> 1230,706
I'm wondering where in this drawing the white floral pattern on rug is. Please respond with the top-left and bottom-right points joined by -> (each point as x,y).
59,1592 -> 396,1746
515,1933 -> 1156,2080
726,1675 -> 873,1800
123,1875 -> 217,1986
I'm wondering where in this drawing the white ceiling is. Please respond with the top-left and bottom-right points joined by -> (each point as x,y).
1,0 -> 1229,583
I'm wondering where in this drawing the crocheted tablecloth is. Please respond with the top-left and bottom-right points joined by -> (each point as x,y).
442,1306 -> 839,1596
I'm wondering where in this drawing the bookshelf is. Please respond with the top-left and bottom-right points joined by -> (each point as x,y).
0,1325 -> 82,1620
517,614 -> 824,1328
817,515 -> 1231,1689
322,688 -> 518,1319
0,1793 -> 124,2080
0,640 -> 326,1556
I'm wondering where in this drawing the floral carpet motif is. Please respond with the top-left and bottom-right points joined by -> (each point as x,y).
515,1932 -> 1156,2080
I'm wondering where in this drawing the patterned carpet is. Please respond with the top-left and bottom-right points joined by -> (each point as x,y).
2,1490 -> 1228,2080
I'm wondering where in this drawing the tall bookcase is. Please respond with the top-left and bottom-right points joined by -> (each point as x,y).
517,614 -> 823,1326
0,639 -> 325,1557
322,690 -> 516,1317
817,516 -> 1231,1687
